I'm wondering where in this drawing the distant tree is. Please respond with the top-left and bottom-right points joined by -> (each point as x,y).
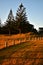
38,27 -> 43,36
5,9 -> 16,35
32,28 -> 38,35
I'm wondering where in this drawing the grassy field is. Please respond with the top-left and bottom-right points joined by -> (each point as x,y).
0,41 -> 43,65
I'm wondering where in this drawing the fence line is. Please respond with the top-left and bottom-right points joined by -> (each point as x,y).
0,34 -> 43,49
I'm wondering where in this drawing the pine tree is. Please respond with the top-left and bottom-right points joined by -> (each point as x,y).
15,3 -> 28,33
15,3 -> 35,33
7,9 -> 14,22
5,9 -> 15,35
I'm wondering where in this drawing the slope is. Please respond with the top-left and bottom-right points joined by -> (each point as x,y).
0,41 -> 43,65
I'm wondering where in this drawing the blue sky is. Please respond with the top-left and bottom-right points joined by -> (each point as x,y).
0,0 -> 43,30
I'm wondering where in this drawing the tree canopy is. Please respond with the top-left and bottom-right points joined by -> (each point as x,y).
0,3 -> 38,35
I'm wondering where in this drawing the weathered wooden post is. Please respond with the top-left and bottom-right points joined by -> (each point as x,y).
5,40 -> 8,47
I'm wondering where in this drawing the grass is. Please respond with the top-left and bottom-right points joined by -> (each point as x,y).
0,41 -> 43,65
0,41 -> 33,61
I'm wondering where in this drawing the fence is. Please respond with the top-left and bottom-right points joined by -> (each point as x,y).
0,33 -> 43,49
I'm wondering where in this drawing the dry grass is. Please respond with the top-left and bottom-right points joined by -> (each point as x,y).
0,33 -> 43,65
0,40 -> 43,65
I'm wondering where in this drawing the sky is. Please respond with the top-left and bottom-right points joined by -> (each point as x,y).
0,0 -> 43,30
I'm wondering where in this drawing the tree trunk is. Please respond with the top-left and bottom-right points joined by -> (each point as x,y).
19,29 -> 21,33
9,30 -> 11,35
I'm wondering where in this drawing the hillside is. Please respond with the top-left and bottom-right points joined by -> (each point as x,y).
0,41 -> 43,65
0,32 -> 43,49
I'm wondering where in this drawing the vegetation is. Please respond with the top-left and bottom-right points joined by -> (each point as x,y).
15,3 -> 34,33
0,3 -> 42,35
0,41 -> 43,65
0,42 -> 32,62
